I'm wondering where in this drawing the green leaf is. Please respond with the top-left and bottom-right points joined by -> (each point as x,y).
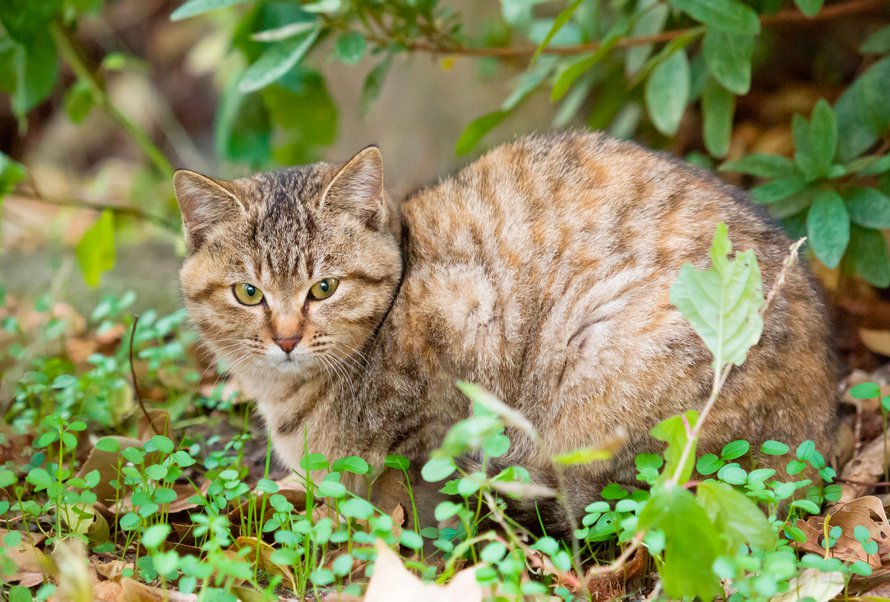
807,190 -> 850,269
760,440 -> 789,456
720,439 -> 750,460
702,31 -> 754,95
339,497 -> 374,520
8,36 -> 59,119
334,31 -> 365,65
26,468 -> 52,490
793,100 -> 837,179
793,0 -> 824,17
421,456 -> 456,482
702,79 -> 735,158
531,0 -> 583,63
76,210 -> 115,287
141,524 -> 170,549
638,485 -> 723,600
650,411 -> 700,485
214,78 -> 270,166
331,553 -> 353,577
849,382 -> 881,399
860,24 -> 890,54
455,111 -> 509,156
720,153 -> 796,178
63,80 -> 94,124
716,462 -> 747,485
0,151 -> 26,198
360,53 -> 393,115
399,530 -> 423,550
626,2 -> 669,77
670,222 -> 764,371
331,456 -> 370,475
750,177 -> 808,204
601,483 -> 629,500
480,541 -> 507,563
844,187 -> 890,229
170,0 -> 249,21
846,225 -> 890,287
645,49 -> 690,136
238,26 -> 321,93
835,56 -> 890,162
696,454 -> 724,475
384,454 -> 409,471
790,499 -> 821,514
697,481 -> 777,550
299,452 -> 328,471
669,0 -> 760,35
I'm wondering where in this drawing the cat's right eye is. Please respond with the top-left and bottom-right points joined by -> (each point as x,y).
233,283 -> 265,306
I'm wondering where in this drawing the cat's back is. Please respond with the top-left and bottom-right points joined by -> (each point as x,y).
392,131 -> 833,458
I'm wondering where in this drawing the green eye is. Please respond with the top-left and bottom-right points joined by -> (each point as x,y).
233,283 -> 264,306
309,277 -> 339,300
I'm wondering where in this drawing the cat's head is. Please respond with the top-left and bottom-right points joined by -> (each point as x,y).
173,146 -> 402,380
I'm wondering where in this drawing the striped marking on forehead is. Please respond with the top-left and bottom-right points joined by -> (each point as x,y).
248,167 -> 328,283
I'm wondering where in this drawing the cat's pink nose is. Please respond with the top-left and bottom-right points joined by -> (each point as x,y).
273,334 -> 301,354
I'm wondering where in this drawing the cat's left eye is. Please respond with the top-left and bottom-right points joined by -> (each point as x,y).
309,277 -> 339,300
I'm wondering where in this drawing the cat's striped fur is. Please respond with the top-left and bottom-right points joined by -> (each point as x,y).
174,131 -> 836,533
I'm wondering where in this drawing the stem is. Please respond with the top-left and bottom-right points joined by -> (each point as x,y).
878,410 -> 890,481
49,20 -> 173,177
16,186 -> 180,233
129,315 -> 162,436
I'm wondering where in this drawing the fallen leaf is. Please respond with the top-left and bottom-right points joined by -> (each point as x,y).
860,329 -> 890,357
119,577 -> 198,601
232,536 -> 297,591
52,539 -> 93,602
771,568 -> 845,601
365,540 -> 485,602
77,436 -> 143,505
839,434 -> 890,504
795,496 -> 890,567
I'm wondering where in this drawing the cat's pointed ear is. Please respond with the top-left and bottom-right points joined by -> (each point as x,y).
322,145 -> 385,227
173,170 -> 246,249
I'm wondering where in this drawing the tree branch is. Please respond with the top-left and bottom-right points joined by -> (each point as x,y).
14,185 -> 180,233
367,0 -> 886,59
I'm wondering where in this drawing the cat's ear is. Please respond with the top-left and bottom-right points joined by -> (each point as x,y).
322,145 -> 385,227
173,170 -> 246,249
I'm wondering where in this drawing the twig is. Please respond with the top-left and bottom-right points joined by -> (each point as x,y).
14,185 -> 180,233
49,20 -> 173,177
668,237 -> 807,485
129,315 -> 161,436
360,0 -> 885,59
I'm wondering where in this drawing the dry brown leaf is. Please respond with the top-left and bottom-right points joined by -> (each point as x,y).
77,436 -> 144,505
0,529 -> 49,574
52,539 -> 93,602
365,540 -> 485,602
119,577 -> 198,601
795,496 -> 890,568
771,568 -> 845,601
93,559 -> 134,580
839,435 -> 890,504
93,580 -> 124,601
860,329 -> 890,357
231,536 -> 297,591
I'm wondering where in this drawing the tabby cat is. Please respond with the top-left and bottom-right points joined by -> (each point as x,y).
173,131 -> 836,533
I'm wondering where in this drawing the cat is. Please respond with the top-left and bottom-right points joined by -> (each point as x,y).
173,131 -> 836,534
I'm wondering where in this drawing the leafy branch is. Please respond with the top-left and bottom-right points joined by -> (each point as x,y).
49,20 -> 173,177
347,0 -> 885,60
